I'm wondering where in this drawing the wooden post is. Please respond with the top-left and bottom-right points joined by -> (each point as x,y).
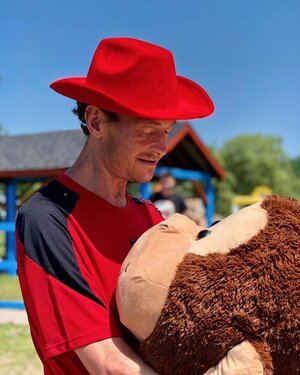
140,182 -> 151,200
204,179 -> 215,227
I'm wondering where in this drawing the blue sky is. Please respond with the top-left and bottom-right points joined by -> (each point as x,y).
1,0 -> 299,158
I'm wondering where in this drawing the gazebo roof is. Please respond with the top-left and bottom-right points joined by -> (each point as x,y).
0,130 -> 85,179
0,123 -> 225,180
161,122 -> 225,178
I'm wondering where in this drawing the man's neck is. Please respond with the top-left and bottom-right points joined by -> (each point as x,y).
66,147 -> 128,208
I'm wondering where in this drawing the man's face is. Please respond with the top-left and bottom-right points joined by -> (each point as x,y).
100,115 -> 175,183
161,176 -> 176,196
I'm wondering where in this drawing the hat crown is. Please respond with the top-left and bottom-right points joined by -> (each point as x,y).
86,38 -> 179,110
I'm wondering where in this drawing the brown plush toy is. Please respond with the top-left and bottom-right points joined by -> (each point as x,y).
116,195 -> 300,375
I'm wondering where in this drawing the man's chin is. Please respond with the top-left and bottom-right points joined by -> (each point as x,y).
130,173 -> 155,184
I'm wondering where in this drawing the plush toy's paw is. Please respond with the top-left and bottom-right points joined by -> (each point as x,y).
203,341 -> 265,375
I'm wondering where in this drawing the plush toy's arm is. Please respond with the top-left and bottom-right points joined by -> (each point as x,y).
203,341 -> 264,375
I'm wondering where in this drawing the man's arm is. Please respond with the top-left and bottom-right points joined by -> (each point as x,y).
75,337 -> 158,375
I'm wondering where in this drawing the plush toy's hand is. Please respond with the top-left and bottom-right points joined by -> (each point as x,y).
203,341 -> 264,375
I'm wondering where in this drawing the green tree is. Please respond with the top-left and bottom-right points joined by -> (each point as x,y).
291,156 -> 300,178
213,134 -> 299,216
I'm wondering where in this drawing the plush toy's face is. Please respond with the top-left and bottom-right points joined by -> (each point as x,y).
117,201 -> 267,342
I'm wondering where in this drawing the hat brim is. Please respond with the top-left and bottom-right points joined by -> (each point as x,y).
50,75 -> 214,120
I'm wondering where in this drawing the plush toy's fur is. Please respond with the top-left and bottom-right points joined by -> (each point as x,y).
138,196 -> 300,375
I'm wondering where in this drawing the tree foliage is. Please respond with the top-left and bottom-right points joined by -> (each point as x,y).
212,134 -> 300,216
291,157 -> 300,178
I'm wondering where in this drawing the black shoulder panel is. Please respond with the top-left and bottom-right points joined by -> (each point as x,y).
40,179 -> 80,215
16,180 -> 106,309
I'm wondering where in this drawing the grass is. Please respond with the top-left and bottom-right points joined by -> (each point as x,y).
0,323 -> 42,374
0,229 -> 22,301
0,274 -> 23,300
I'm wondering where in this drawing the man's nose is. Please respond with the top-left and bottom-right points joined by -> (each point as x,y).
151,132 -> 168,156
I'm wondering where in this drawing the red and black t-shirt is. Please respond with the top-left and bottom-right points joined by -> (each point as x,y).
16,174 -> 163,374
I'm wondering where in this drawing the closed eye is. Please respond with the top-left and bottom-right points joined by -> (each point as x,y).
196,229 -> 211,240
211,220 -> 221,227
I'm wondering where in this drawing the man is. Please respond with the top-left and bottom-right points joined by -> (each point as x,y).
150,172 -> 187,218
151,172 -> 204,224
16,37 -> 214,374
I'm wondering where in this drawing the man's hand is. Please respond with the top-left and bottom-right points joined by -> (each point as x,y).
75,337 -> 158,375
203,341 -> 264,375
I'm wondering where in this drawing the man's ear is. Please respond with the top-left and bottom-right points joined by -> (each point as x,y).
85,106 -> 108,139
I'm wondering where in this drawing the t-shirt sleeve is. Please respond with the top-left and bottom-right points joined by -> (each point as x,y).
16,200 -> 121,361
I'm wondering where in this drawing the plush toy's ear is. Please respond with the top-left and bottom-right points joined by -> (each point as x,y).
204,341 -> 265,375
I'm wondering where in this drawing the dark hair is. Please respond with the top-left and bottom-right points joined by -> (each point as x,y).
72,101 -> 119,135
159,171 -> 173,180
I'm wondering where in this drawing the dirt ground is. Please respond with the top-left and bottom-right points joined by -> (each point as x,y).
0,309 -> 28,325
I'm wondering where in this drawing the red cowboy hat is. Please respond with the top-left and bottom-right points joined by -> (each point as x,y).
50,37 -> 214,120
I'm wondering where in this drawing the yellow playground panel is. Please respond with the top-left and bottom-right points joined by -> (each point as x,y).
231,185 -> 273,212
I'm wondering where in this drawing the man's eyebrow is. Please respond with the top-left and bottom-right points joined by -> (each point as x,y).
146,119 -> 177,126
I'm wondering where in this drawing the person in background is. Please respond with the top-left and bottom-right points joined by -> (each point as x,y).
150,172 -> 202,224
150,172 -> 187,218
15,37 -> 214,374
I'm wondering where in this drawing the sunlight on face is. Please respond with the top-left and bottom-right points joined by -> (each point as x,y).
102,115 -> 176,183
